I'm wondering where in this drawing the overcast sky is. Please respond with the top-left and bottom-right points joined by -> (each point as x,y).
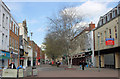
3,0 -> 119,46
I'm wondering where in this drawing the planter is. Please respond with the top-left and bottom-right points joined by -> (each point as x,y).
2,69 -> 17,78
18,69 -> 24,77
33,69 -> 38,76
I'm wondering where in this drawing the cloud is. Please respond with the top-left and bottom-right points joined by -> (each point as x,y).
3,0 -> 119,2
66,1 -> 113,26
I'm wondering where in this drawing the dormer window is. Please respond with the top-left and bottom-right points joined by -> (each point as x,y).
105,16 -> 107,22
112,10 -> 116,18
118,6 -> 120,14
110,12 -> 112,20
103,16 -> 106,24
107,14 -> 110,21
115,9 -> 117,16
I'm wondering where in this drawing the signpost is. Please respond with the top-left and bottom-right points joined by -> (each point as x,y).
105,38 -> 114,45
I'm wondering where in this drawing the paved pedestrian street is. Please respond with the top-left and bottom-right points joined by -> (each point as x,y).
18,64 -> 119,79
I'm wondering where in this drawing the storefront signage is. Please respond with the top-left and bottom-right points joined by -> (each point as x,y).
105,38 -> 114,45
0,51 -> 10,57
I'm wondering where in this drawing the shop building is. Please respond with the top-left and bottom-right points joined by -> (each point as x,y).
71,23 -> 95,66
9,15 -> 19,67
94,3 -> 120,68
0,1 -> 10,68
18,20 -> 28,67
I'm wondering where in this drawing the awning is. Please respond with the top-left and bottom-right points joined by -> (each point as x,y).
0,55 -> 12,59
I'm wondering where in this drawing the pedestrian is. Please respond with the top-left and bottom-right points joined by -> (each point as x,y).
52,61 -> 54,65
9,62 -> 16,69
79,61 -> 82,70
56,61 -> 60,67
82,61 -> 85,70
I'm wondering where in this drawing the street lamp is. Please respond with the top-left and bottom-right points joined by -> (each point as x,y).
98,33 -> 100,72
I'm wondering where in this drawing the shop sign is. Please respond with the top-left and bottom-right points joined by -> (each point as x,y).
0,51 -> 10,57
105,38 -> 114,45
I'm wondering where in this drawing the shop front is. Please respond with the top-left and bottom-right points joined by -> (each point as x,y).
11,52 -> 18,67
95,46 -> 120,69
0,51 -> 10,69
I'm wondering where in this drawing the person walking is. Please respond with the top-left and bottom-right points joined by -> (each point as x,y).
82,61 -> 85,70
56,61 -> 60,67
9,62 -> 16,69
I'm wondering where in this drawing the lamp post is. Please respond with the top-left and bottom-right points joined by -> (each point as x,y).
98,33 -> 100,72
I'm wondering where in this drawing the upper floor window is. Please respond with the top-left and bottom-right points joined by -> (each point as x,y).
101,33 -> 103,43
107,14 -> 110,21
114,26 -> 117,39
6,17 -> 8,25
2,14 -> 5,28
110,12 -> 112,20
13,24 -> 15,32
119,6 -> 120,14
9,36 -> 11,46
109,29 -> 112,38
104,31 -> 107,41
105,16 -> 107,22
16,27 -> 17,34
112,9 -> 117,18
12,38 -> 14,47
103,16 -> 106,24
2,33 -> 4,45
11,21 -> 13,30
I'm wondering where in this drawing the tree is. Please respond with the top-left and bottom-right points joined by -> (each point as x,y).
45,6 -> 87,67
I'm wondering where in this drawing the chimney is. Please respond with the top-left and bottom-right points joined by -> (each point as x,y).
89,22 -> 95,31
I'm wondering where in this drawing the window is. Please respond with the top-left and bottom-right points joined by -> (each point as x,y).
17,41 -> 18,49
115,9 -> 117,16
15,40 -> 16,49
5,35 -> 7,45
107,14 -> 110,21
9,36 -> 11,46
119,7 -> 120,14
110,12 -> 112,20
101,33 -> 103,43
2,33 -> 4,45
112,10 -> 116,18
103,16 -> 106,24
104,31 -> 107,41
11,21 -> 13,30
2,14 -> 5,28
109,29 -> 112,38
14,24 -> 15,32
16,27 -> 17,34
12,38 -> 14,47
6,17 -> 8,26
106,16 -> 107,22
114,26 -> 117,39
